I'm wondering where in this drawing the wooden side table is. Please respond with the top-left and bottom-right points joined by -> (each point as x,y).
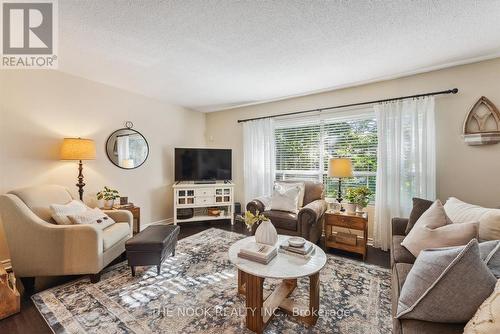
115,206 -> 141,234
324,211 -> 368,260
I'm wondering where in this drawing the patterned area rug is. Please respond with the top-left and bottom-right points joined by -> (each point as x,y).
32,228 -> 392,333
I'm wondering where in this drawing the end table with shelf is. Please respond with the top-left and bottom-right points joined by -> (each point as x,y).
324,211 -> 368,260
114,205 -> 141,234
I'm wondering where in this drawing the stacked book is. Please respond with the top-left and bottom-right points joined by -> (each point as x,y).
279,240 -> 315,259
238,242 -> 277,264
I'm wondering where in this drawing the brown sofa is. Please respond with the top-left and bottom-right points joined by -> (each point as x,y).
246,181 -> 327,244
391,217 -> 465,334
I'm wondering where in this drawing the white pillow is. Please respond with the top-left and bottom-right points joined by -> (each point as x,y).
271,182 -> 303,213
401,200 -> 479,257
68,208 -> 115,230
274,181 -> 305,207
444,197 -> 500,241
50,200 -> 87,225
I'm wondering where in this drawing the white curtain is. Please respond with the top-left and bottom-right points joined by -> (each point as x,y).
243,118 -> 275,206
374,97 -> 436,250
117,135 -> 130,167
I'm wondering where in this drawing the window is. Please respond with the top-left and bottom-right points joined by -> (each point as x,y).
274,110 -> 377,201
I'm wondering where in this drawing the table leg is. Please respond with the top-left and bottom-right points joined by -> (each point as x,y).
307,272 -> 320,325
238,269 -> 247,296
245,274 -> 264,334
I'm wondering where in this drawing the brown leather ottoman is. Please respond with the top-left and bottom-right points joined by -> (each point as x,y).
125,225 -> 180,276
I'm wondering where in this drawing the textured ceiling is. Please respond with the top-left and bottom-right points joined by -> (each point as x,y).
59,1 -> 500,112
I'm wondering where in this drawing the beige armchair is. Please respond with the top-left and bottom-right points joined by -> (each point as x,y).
0,185 -> 133,288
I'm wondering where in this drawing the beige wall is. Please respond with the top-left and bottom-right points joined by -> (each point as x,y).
206,58 -> 500,236
0,70 -> 206,261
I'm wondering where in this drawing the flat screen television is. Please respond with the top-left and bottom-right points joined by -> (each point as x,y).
175,148 -> 232,182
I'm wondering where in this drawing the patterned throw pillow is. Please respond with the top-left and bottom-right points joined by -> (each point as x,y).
50,200 -> 87,225
397,239 -> 496,323
464,279 -> 500,333
68,208 -> 115,229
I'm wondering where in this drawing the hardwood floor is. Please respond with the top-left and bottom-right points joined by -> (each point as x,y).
0,220 -> 389,334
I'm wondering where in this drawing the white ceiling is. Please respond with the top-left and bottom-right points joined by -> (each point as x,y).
59,1 -> 500,112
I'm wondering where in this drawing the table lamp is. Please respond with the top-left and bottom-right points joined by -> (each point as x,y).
328,158 -> 353,209
60,138 -> 96,200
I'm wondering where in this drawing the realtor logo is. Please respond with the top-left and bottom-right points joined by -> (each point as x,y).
1,0 -> 58,68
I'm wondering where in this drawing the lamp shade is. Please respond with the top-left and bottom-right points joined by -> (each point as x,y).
60,138 -> 96,160
328,158 -> 353,178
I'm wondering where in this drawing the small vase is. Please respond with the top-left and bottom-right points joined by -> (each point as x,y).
345,203 -> 357,214
254,220 -> 278,246
103,199 -> 114,209
356,204 -> 365,214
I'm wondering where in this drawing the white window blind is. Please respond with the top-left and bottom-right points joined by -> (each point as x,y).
274,108 -> 377,200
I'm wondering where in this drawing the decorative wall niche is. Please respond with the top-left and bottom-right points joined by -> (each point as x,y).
463,96 -> 500,145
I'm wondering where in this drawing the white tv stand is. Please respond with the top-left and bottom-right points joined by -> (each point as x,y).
173,181 -> 235,225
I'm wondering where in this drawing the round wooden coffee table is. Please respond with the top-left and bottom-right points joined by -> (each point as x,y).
228,235 -> 327,333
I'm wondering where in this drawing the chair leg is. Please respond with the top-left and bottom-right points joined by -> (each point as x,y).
172,248 -> 176,256
131,266 -> 136,277
90,272 -> 101,283
20,277 -> 35,295
157,264 -> 161,275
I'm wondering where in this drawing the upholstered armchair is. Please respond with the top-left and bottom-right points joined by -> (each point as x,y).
246,181 -> 327,244
0,185 -> 133,288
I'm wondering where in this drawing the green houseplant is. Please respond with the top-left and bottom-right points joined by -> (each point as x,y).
345,186 -> 372,213
96,186 -> 120,209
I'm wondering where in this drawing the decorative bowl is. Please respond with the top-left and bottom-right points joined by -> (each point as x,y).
288,237 -> 306,248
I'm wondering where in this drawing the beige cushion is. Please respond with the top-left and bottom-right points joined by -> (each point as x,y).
9,185 -> 73,222
103,223 -> 130,251
464,279 -> 500,333
50,200 -> 87,225
445,197 -> 500,241
271,182 -> 303,213
69,208 -> 116,230
401,200 -> 479,257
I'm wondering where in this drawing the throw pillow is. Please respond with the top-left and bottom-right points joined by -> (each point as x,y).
405,197 -> 434,235
68,208 -> 115,229
464,279 -> 500,334
401,200 -> 478,257
271,182 -> 303,213
50,200 -> 87,225
397,239 -> 497,323
274,181 -> 305,207
444,197 -> 500,241
479,240 -> 500,278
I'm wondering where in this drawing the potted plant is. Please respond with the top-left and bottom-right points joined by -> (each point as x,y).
345,186 -> 373,214
96,186 -> 120,209
344,188 -> 358,214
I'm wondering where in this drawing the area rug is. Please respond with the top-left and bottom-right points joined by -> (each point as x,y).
32,228 -> 392,333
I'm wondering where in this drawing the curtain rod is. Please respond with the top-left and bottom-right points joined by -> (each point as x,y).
237,88 -> 459,123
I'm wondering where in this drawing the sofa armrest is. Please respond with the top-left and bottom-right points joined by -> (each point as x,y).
246,196 -> 271,214
392,217 -> 409,236
299,199 -> 328,224
103,209 -> 133,224
298,199 -> 327,242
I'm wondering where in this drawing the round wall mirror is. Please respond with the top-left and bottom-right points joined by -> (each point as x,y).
106,123 -> 149,169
